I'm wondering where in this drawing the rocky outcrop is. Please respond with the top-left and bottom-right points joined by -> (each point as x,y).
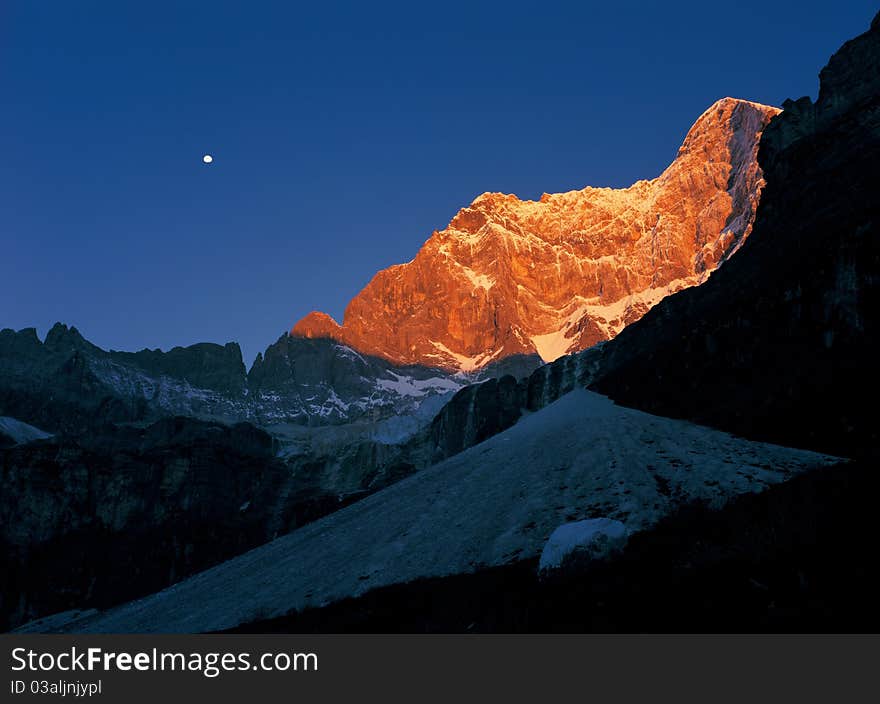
293,99 -> 780,371
419,348 -> 602,464
423,375 -> 525,462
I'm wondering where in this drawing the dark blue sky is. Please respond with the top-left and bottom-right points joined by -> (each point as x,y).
2,1 -> 877,365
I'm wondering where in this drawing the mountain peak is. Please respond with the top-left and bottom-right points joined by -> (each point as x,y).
44,322 -> 91,351
291,311 -> 342,340
676,98 -> 780,157
290,99 -> 780,371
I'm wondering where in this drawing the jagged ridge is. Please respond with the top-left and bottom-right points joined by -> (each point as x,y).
293,98 -> 780,370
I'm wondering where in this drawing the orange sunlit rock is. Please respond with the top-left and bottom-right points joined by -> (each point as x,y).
292,98 -> 781,371
291,311 -> 343,340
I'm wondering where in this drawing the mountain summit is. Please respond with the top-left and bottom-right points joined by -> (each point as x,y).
292,98 -> 780,371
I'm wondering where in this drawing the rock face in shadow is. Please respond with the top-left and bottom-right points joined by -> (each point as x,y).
588,13 -> 880,457
0,323 -> 543,435
0,324 -> 249,434
0,327 -> 421,431
424,375 -> 526,461
421,349 -> 601,463
111,342 -> 247,395
0,418 -> 364,631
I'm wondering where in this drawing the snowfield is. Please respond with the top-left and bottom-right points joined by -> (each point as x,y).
23,389 -> 840,633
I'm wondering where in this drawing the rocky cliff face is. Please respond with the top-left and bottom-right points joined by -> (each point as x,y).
293,98 -> 780,370
0,324 -> 249,433
0,324 -> 473,431
0,418 -> 283,630
440,12 -> 880,458
587,12 -> 880,457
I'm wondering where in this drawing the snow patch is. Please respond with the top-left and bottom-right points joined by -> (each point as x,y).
530,330 -> 576,364
538,518 -> 627,572
375,371 -> 463,398
429,341 -> 502,373
333,345 -> 367,365
0,417 -> 53,445
527,276 -> 703,361
458,265 -> 495,291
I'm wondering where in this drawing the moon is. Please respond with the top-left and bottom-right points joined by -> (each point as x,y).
202,154 -> 213,164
